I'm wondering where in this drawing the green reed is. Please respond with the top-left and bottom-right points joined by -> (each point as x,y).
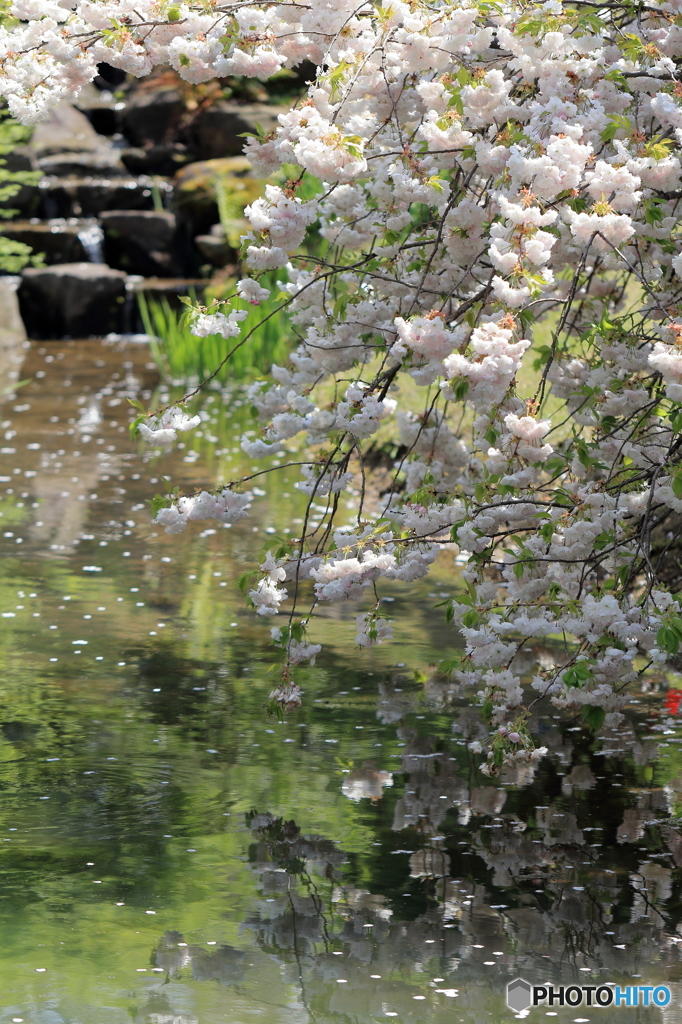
138,281 -> 295,384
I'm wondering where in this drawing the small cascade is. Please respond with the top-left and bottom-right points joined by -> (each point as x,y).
9,72 -> 277,338
77,221 -> 105,263
122,274 -> 144,334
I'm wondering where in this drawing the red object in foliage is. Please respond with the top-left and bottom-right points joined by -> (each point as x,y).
664,688 -> 682,714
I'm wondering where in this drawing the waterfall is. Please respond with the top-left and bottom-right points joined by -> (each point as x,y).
123,275 -> 144,335
77,222 -> 105,263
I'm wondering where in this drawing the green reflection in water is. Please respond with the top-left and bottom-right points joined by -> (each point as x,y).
0,338 -> 681,1023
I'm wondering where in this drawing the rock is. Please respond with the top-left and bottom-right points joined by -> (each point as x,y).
194,221 -> 247,268
3,146 -> 36,173
39,176 -> 173,218
18,262 -> 127,338
30,101 -> 105,156
0,276 -> 26,347
37,151 -> 126,176
30,100 -> 125,175
0,277 -> 28,399
120,143 -> 192,177
30,101 -> 100,155
0,219 -> 91,264
73,81 -> 126,137
94,62 -> 128,90
100,210 -> 181,276
173,157 -> 263,236
194,233 -> 234,268
190,102 -> 281,160
120,76 -> 185,148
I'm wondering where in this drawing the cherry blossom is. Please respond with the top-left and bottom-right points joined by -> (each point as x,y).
14,0 -> 682,739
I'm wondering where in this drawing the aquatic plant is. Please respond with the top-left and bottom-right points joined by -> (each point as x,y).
138,280 -> 294,384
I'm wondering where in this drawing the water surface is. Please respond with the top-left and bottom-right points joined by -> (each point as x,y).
1,337 -> 682,1023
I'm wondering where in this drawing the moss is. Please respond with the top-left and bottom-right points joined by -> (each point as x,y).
173,157 -> 266,220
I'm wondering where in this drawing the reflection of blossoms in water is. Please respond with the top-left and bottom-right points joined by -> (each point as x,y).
235,751 -> 682,1007
143,704 -> 682,1016
153,932 -> 245,985
341,765 -> 393,802
617,787 -> 672,844
630,863 -> 672,926
561,764 -> 596,797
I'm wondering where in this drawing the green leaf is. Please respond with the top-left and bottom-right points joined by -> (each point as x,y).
604,69 -> 630,91
568,195 -> 588,213
593,529 -> 614,551
544,455 -> 567,476
518,307 -> 536,333
539,522 -> 554,543
515,14 -> 546,35
620,32 -> 644,62
237,569 -> 259,595
645,198 -> 664,226
617,564 -> 631,587
328,59 -> 354,104
450,519 -> 466,544
564,661 -> 593,688
532,343 -> 552,372
600,113 -> 632,144
129,413 -> 146,438
657,626 -> 679,654
672,472 -> 682,500
581,706 -> 605,732
148,493 -> 171,517
446,88 -> 464,115
0,377 -> 31,396
450,377 -> 469,401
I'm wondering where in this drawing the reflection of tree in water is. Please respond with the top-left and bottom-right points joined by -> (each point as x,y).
135,692 -> 682,1021
125,640 -> 225,729
156,930 -> 246,983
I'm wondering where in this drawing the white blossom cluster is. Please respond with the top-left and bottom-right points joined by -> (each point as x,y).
191,308 -> 247,339
29,0 -> 682,728
155,487 -> 251,533
138,407 -> 200,446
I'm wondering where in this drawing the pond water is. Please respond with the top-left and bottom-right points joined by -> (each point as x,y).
2,336 -> 682,1024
